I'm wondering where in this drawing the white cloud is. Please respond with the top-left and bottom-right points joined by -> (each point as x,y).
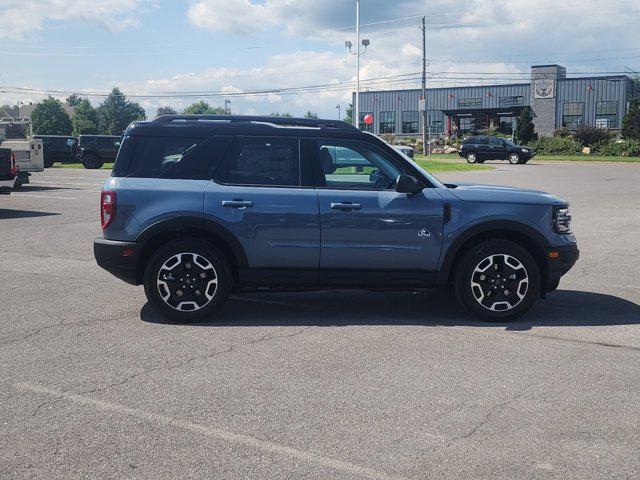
0,0 -> 155,39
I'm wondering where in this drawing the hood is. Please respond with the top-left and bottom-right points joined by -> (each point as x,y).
447,183 -> 566,206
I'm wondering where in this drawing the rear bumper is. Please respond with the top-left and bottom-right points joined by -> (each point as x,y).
94,238 -> 141,285
547,243 -> 579,285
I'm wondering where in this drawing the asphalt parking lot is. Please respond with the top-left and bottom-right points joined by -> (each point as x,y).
1,161 -> 639,479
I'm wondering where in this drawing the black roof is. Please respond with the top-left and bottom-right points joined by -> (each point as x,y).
126,115 -> 362,138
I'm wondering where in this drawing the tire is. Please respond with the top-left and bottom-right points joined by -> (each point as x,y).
466,153 -> 478,164
81,154 -> 103,169
508,153 -> 521,165
44,157 -> 54,168
454,239 -> 540,322
143,239 -> 232,323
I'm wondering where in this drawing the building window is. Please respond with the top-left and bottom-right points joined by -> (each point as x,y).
458,116 -> 475,133
427,110 -> 444,133
499,96 -> 525,107
562,102 -> 584,130
402,111 -> 419,134
358,112 -> 373,133
458,98 -> 482,108
380,111 -> 396,134
595,101 -> 618,129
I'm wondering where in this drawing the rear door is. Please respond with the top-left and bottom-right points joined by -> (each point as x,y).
310,138 -> 444,287
205,135 -> 320,286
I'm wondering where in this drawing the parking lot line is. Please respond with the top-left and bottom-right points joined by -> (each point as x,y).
11,193 -> 78,200
15,382 -> 408,480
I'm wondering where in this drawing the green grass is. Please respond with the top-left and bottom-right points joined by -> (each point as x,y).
413,154 -> 491,171
52,162 -> 114,169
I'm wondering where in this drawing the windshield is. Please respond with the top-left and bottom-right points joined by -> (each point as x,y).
369,132 -> 445,188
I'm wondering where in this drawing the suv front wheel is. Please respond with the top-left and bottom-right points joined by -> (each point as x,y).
454,239 -> 540,321
143,239 -> 232,323
508,153 -> 521,164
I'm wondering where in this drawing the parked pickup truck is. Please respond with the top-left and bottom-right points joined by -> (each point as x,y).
0,148 -> 17,195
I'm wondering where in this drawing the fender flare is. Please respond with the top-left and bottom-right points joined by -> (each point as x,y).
437,220 -> 550,283
136,216 -> 248,268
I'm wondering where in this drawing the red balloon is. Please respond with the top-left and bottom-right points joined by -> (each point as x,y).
363,114 -> 374,125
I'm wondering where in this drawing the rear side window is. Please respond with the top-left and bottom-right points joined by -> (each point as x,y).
126,136 -> 204,178
214,137 -> 300,187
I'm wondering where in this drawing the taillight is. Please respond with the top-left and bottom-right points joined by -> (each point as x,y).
101,190 -> 116,230
10,153 -> 17,176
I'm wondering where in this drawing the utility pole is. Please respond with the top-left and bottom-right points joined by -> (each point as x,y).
336,104 -> 341,120
345,1 -> 368,129
421,16 -> 427,156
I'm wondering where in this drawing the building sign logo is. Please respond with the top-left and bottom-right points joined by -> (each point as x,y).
534,78 -> 556,99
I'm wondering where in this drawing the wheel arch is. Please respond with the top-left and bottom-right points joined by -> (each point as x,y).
438,220 -> 550,293
134,217 -> 248,287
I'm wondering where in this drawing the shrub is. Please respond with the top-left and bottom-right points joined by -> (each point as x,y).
622,98 -> 640,140
553,127 -> 571,138
529,136 -> 581,155
591,139 -> 640,157
380,133 -> 396,144
572,126 -> 614,146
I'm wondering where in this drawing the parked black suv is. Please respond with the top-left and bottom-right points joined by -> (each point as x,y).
34,135 -> 78,167
459,136 -> 534,164
77,135 -> 121,169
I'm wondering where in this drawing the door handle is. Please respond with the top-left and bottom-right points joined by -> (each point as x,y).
330,202 -> 361,211
222,200 -> 253,209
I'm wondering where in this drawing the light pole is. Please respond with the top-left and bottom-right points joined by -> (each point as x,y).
224,99 -> 231,114
336,104 -> 341,120
345,0 -> 369,129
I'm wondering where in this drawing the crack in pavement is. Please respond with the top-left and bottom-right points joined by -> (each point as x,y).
21,327 -> 309,420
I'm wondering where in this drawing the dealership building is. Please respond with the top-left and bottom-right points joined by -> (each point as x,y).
354,65 -> 640,138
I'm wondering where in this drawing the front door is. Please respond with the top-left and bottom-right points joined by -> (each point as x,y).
311,139 -> 444,287
489,137 -> 507,160
205,135 -> 320,286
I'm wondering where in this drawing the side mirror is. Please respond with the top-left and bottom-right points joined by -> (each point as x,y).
395,174 -> 423,195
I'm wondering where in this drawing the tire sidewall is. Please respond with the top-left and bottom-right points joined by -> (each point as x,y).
466,153 -> 477,164
455,240 -> 540,321
143,239 -> 232,323
508,153 -> 520,164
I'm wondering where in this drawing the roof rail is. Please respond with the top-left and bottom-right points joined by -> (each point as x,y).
152,114 -> 359,132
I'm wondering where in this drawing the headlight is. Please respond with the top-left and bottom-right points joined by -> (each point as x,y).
521,148 -> 529,153
553,206 -> 572,234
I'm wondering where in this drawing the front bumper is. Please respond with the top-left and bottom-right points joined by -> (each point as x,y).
547,243 -> 579,287
94,238 -> 141,285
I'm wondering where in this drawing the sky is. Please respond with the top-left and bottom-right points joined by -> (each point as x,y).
0,0 -> 639,119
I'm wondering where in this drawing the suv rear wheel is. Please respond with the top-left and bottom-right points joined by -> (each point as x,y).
143,239 -> 232,323
454,239 -> 540,321
82,153 -> 104,169
466,153 -> 478,164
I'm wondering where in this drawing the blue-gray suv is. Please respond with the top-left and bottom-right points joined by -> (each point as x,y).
94,115 -> 578,322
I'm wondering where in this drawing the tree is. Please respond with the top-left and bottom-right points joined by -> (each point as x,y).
304,110 -> 318,118
96,87 -> 146,135
622,98 -> 640,140
156,105 -> 177,118
268,112 -> 292,117
515,108 -> 537,144
66,94 -> 82,107
31,97 -> 72,135
182,101 -> 227,115
343,103 -> 353,124
72,98 -> 99,136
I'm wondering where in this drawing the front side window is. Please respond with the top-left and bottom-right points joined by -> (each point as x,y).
316,140 -> 402,191
379,111 -> 396,134
215,137 -> 300,187
489,137 -> 504,146
563,102 -> 584,130
596,101 -> 618,128
402,111 -> 419,134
